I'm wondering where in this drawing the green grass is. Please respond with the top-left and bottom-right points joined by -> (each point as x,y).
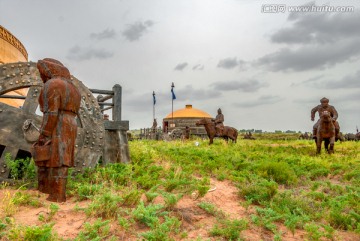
1,135 -> 359,240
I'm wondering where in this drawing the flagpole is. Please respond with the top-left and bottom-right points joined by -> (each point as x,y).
171,82 -> 175,128
152,91 -> 155,121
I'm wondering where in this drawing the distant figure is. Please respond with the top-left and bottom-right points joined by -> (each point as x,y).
184,126 -> 190,140
152,119 -> 157,133
213,108 -> 224,136
103,114 -> 109,120
311,97 -> 340,140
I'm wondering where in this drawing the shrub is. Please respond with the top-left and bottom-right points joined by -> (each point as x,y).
75,219 -> 113,241
132,201 -> 165,228
238,178 -> 278,204
8,223 -> 59,241
85,192 -> 123,219
210,219 -> 248,240
257,161 -> 297,185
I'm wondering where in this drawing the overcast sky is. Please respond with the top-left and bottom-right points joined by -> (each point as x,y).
1,0 -> 359,132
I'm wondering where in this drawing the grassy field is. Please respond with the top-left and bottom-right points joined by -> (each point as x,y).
0,135 -> 359,240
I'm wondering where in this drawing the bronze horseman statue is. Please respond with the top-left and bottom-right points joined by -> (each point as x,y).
311,97 -> 340,140
33,58 -> 81,202
213,108 -> 224,137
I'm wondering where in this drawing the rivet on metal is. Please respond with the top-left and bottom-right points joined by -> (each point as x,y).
6,75 -> 10,78
9,82 -> 13,85
19,64 -> 22,67
34,89 -> 38,93
75,145 -> 78,148
82,96 -> 85,100
11,65 -> 14,68
15,80 -> 19,84
27,72 -> 30,75
12,73 -> 16,76
87,93 -> 91,97
22,80 -> 25,83
27,80 -> 31,83
33,94 -> 37,97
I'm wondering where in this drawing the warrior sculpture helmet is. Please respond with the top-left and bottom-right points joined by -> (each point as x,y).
217,108 -> 222,114
37,58 -> 71,82
320,97 -> 329,103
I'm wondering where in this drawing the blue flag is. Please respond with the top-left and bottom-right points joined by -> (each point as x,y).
153,93 -> 156,105
171,87 -> 176,100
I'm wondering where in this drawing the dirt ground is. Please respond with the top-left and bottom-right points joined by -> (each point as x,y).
1,179 -> 359,241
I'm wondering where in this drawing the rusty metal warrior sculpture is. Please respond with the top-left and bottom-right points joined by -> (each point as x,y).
311,97 -> 340,140
34,58 -> 81,202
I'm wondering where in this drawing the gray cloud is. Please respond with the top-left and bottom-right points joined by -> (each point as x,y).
260,4 -> 360,72
217,57 -> 238,69
122,20 -> 154,41
90,28 -> 116,40
313,70 -> 360,89
211,79 -> 269,92
291,74 -> 324,87
192,64 -> 204,71
217,57 -> 246,70
66,45 -> 114,61
272,6 -> 360,45
125,85 -> 221,109
174,62 -> 188,71
336,92 -> 360,102
176,85 -> 222,100
255,40 -> 360,72
234,95 -> 283,108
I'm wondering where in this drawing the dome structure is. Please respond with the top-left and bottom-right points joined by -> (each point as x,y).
0,25 -> 28,107
163,104 -> 213,136
165,104 -> 211,119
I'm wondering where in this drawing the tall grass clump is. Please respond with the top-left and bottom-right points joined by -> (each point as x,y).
238,176 -> 278,204
256,161 -> 298,185
85,191 -> 123,219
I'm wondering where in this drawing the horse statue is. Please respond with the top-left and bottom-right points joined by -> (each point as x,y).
244,132 -> 256,140
196,118 -> 238,144
299,132 -> 310,140
316,111 -> 335,154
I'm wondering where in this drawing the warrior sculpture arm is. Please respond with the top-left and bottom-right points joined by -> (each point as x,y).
331,106 -> 338,121
39,81 -> 61,137
310,105 -> 319,121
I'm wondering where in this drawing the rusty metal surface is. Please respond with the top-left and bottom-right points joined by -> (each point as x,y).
0,61 -> 111,179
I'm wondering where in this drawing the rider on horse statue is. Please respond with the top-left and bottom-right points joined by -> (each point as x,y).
311,97 -> 340,140
213,108 -> 225,136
